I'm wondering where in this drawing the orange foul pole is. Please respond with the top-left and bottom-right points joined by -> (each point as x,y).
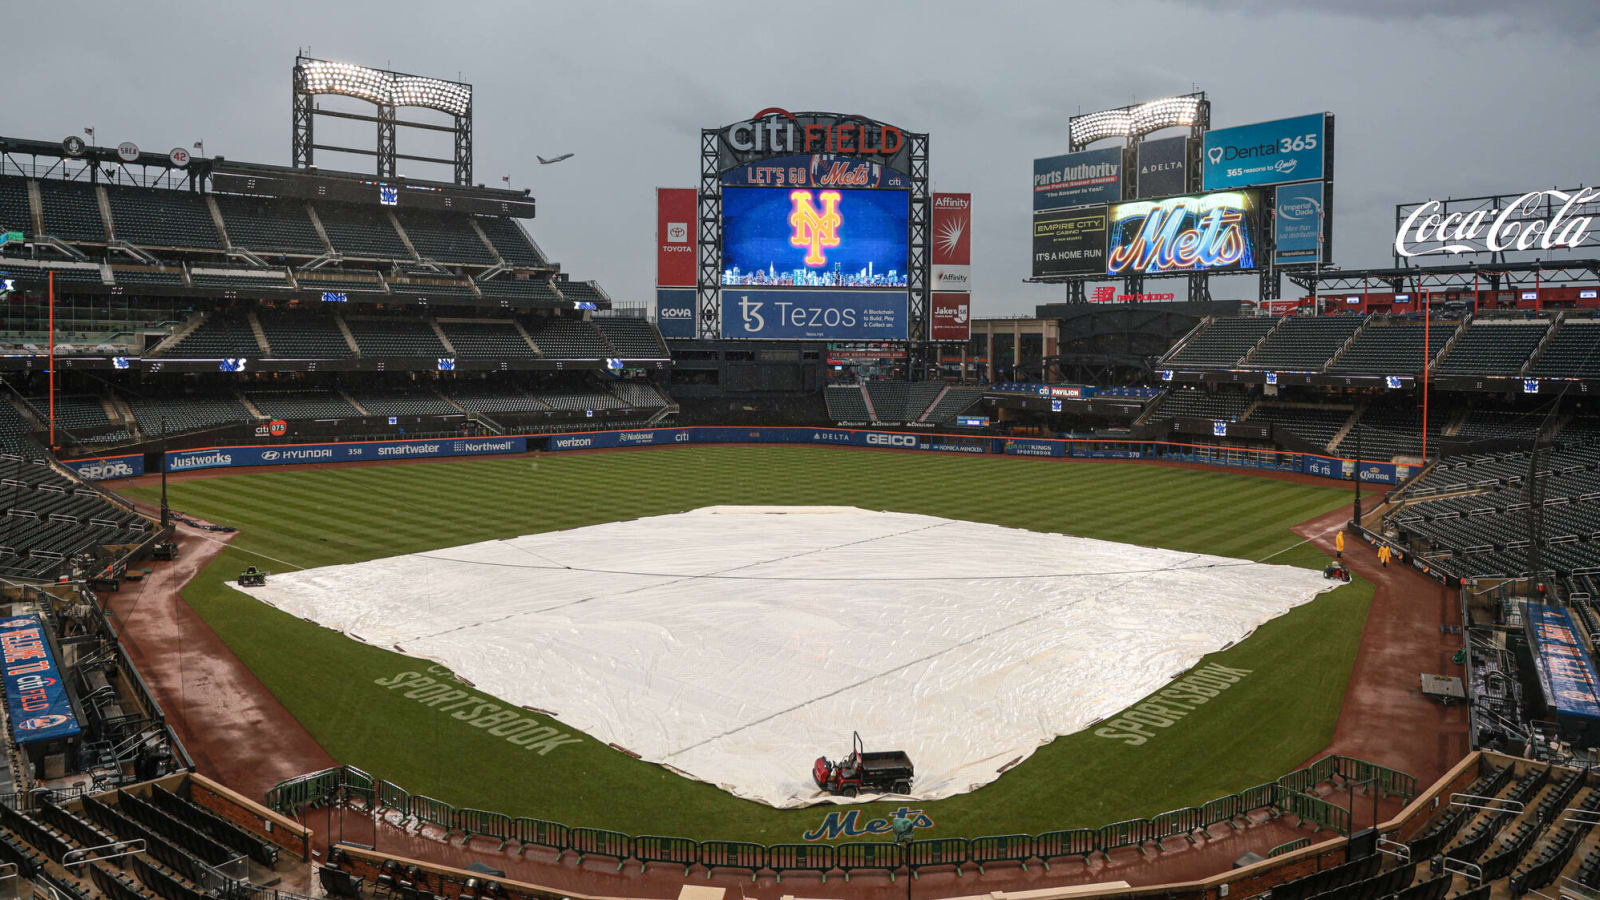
1422,287 -> 1430,461
48,270 -> 55,449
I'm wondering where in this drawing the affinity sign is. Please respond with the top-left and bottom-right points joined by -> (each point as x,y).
1394,188 -> 1600,258
1106,191 -> 1257,275
1202,113 -> 1327,191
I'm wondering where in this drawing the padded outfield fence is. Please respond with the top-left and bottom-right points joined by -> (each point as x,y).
266,755 -> 1414,881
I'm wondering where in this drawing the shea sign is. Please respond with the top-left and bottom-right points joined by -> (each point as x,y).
1394,187 -> 1600,259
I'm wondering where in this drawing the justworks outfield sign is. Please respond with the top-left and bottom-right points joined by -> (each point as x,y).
725,108 -> 905,156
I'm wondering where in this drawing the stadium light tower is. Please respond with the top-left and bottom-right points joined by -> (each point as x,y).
1068,92 -> 1208,150
292,55 -> 474,185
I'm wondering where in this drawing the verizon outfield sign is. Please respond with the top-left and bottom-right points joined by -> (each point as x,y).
1395,187 -> 1600,258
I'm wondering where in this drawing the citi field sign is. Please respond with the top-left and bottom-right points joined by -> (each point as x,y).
717,109 -> 913,173
1394,187 -> 1600,258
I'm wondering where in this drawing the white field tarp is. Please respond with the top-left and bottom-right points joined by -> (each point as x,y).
232,506 -> 1331,807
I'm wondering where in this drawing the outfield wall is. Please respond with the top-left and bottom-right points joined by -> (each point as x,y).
61,427 -> 1413,486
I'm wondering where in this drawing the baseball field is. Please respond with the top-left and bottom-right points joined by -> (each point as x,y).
124,446 -> 1370,843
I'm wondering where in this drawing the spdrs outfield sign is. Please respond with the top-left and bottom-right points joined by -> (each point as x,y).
719,290 -> 907,340
61,454 -> 144,481
1202,113 -> 1329,191
167,437 -> 527,471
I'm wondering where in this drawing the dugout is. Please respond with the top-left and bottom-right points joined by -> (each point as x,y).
1523,603 -> 1600,749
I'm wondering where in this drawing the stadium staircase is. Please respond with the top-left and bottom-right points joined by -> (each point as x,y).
1321,318 -> 1372,372
340,389 -> 369,416
1325,404 -> 1365,453
860,385 -> 879,422
386,209 -> 423,262
917,385 -> 951,423
1132,390 -> 1169,427
1158,316 -> 1212,367
143,314 -> 208,358
246,311 -> 271,357
334,315 -> 362,356
1523,313 -> 1567,375
429,320 -> 457,355
1237,317 -> 1288,367
512,320 -> 540,355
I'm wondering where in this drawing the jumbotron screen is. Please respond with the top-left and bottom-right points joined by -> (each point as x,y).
721,187 -> 909,288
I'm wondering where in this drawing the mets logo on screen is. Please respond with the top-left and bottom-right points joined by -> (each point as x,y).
789,190 -> 843,266
1106,193 -> 1254,275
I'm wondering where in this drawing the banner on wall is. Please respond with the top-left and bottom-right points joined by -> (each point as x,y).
60,454 -> 144,481
0,614 -> 81,744
656,188 -> 698,287
166,436 -> 527,471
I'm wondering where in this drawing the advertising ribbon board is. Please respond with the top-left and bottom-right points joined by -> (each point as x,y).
0,614 -> 81,744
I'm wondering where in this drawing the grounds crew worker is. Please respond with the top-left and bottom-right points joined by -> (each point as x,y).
1379,543 -> 1391,567
1335,530 -> 1345,558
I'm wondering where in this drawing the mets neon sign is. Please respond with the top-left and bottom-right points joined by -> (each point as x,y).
790,190 -> 843,266
1106,192 -> 1255,275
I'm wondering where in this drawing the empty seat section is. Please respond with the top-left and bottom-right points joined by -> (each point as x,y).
527,318 -> 609,358
0,176 -> 33,233
1435,321 -> 1549,375
37,180 -> 106,242
126,392 -> 251,435
864,382 -> 942,422
257,312 -> 353,358
1168,317 -> 1276,367
349,390 -> 458,417
595,318 -> 669,357
316,204 -> 410,259
1329,321 -> 1456,374
437,321 -> 536,358
105,184 -> 221,249
159,316 -> 260,357
395,212 -> 496,265
246,390 -> 359,420
1244,316 -> 1364,370
444,383 -> 545,413
189,269 -> 293,292
1148,388 -> 1251,422
213,196 -> 327,255
345,318 -> 446,356
1244,404 -> 1352,449
825,385 -> 870,421
555,279 -> 605,304
922,387 -> 985,423
476,216 -> 546,266
475,278 -> 562,304
1530,320 -> 1600,377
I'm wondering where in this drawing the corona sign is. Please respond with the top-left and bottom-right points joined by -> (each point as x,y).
1106,191 -> 1258,276
789,190 -> 843,266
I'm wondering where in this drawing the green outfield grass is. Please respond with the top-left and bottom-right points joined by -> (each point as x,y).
125,446 -> 1370,843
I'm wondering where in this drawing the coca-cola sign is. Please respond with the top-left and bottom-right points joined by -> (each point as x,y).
1394,187 -> 1600,259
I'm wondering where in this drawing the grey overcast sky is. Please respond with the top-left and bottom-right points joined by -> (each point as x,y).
11,0 -> 1598,315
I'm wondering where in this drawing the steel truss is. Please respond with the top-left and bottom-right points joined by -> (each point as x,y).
1288,259 -> 1600,295
291,56 -> 473,185
695,123 -> 931,379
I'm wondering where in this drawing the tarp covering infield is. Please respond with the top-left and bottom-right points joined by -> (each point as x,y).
233,506 -> 1334,808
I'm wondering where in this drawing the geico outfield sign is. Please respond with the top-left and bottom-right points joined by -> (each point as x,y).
1395,187 -> 1600,258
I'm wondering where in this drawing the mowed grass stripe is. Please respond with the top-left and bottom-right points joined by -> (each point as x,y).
126,446 -> 1363,841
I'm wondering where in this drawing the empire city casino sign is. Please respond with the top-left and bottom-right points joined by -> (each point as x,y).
1106,191 -> 1257,276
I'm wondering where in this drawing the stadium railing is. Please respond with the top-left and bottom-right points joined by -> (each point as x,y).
266,754 -> 1415,881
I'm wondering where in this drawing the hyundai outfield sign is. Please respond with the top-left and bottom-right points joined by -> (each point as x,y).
719,290 -> 907,340
1202,113 -> 1329,191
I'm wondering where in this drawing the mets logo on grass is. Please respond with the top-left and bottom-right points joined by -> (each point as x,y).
802,807 -> 934,842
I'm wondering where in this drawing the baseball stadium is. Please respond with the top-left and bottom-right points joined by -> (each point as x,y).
0,20 -> 1594,900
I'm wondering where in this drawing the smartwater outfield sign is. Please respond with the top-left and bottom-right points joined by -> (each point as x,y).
166,437 -> 526,471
